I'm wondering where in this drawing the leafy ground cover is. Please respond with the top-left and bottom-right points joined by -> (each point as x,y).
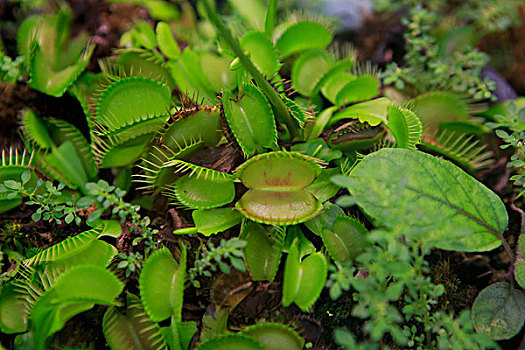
0,0 -> 524,349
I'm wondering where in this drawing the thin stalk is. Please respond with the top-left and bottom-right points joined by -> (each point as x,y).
201,0 -> 300,139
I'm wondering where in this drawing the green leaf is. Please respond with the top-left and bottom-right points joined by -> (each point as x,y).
410,92 -> 468,134
200,53 -> 237,92
275,21 -> 332,58
241,323 -> 304,350
335,76 -> 380,106
321,216 -> 368,264
240,222 -> 284,281
471,282 -> 525,340
321,72 -> 355,105
346,149 -> 507,252
44,141 -> 89,190
264,0 -> 278,38
130,22 -> 157,49
305,168 -> 341,203
235,151 -> 323,225
222,85 -> 277,157
169,175 -> 235,209
96,76 -> 171,135
192,208 -> 243,236
156,22 -> 181,59
386,105 -> 423,150
330,97 -> 390,127
31,266 -> 123,350
304,202 -> 345,236
196,333 -> 264,350
290,138 -> 342,163
228,0 -> 266,30
139,246 -> 186,322
236,151 -> 320,190
305,106 -> 338,141
236,189 -> 323,225
282,239 -> 327,311
26,227 -> 115,269
291,49 -> 334,97
241,31 -> 281,78
29,42 -> 94,97
103,294 -> 168,350
515,261 -> 525,290
0,283 -> 29,334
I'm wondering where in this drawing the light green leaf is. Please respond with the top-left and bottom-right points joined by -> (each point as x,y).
222,85 -> 277,157
282,239 -> 327,311
386,105 -> 422,150
241,31 -> 280,78
29,42 -> 93,97
330,97 -> 390,127
275,21 -> 332,58
196,334 -> 264,350
291,49 -> 334,97
169,175 -> 235,209
346,149 -> 507,252
156,22 -> 181,59
335,76 -> 380,106
139,246 -> 185,322
193,208 -> 243,236
228,0 -> 266,30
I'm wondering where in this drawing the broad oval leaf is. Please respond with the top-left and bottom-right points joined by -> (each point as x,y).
291,49 -> 334,97
139,246 -> 185,322
346,148 -> 507,252
222,85 -> 277,157
275,21 -> 332,58
236,189 -> 323,225
241,323 -> 304,350
169,174 -> 235,209
236,151 -> 321,190
241,31 -> 281,77
471,282 -> 525,340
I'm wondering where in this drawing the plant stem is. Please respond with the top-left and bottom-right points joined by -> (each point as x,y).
201,0 -> 300,139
